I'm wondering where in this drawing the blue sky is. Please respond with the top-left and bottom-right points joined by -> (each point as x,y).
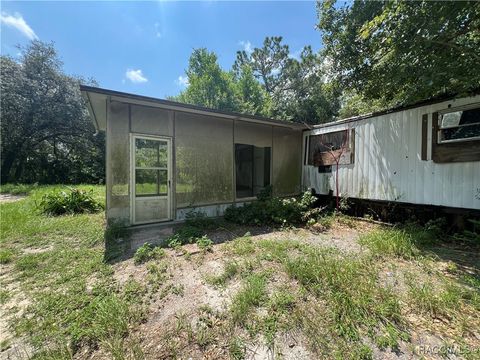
1,1 -> 321,99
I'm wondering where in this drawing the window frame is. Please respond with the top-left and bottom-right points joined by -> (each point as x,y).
437,104 -> 480,144
234,143 -> 272,201
132,135 -> 170,198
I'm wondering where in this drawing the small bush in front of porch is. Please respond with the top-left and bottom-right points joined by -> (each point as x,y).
224,190 -> 320,226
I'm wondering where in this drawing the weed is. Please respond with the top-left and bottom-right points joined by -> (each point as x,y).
0,289 -> 11,305
359,228 -> 420,258
225,235 -> 256,256
285,248 -> 404,342
185,210 -> 217,230
134,243 -> 166,265
229,336 -> 246,360
168,236 -> 183,250
171,284 -> 185,296
196,235 -> 213,251
0,248 -> 15,264
37,187 -> 103,216
231,273 -> 267,323
206,260 -> 239,287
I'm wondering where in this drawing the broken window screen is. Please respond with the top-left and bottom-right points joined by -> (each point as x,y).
134,138 -> 168,197
308,130 -> 349,166
438,107 -> 480,143
235,144 -> 271,198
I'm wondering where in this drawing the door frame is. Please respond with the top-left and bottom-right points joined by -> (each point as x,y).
130,133 -> 173,225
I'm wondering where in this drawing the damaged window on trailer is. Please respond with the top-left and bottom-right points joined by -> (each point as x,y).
438,106 -> 480,143
307,129 -> 353,170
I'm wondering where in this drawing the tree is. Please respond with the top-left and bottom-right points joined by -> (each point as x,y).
0,41 -> 104,184
233,64 -> 272,116
172,48 -> 238,112
234,37 -> 340,123
317,0 -> 480,111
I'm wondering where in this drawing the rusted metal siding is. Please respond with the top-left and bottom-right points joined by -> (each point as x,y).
303,95 -> 480,210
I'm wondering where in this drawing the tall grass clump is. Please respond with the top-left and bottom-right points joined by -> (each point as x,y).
38,187 -> 104,216
359,228 -> 420,259
285,248 -> 405,344
231,273 -> 267,323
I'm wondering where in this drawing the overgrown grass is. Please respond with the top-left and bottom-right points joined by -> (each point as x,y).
358,224 -> 442,259
0,184 -> 145,358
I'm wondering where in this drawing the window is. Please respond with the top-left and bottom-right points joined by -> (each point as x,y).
235,144 -> 271,198
438,106 -> 480,143
308,130 -> 352,166
134,138 -> 168,196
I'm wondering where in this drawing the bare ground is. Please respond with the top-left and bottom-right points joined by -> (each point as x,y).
2,219 -> 479,360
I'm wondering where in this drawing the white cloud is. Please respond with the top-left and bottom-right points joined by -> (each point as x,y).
175,75 -> 189,88
154,22 -> 162,38
125,69 -> 148,84
0,12 -> 38,40
239,40 -> 253,54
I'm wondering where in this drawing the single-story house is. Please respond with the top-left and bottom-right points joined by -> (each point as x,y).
80,86 -> 305,226
82,86 -> 480,227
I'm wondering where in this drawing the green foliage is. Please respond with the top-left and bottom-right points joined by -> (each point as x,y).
285,247 -> 404,342
317,1 -> 480,114
1,185 -> 145,358
196,235 -> 213,251
224,190 -> 319,226
184,210 -> 216,230
0,41 -> 104,184
0,183 -> 38,195
134,243 -> 166,265
231,273 -> 267,323
206,260 -> 239,287
171,37 -> 340,124
359,223 -> 442,259
453,219 -> 480,245
37,187 -> 104,216
0,248 -> 15,264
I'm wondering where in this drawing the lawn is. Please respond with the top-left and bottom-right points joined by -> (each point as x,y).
1,185 -> 479,359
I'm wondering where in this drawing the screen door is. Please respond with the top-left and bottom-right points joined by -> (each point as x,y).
131,135 -> 172,224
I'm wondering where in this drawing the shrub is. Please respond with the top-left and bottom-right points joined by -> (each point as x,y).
224,190 -> 319,226
38,188 -> 103,216
184,210 -> 216,230
196,235 -> 213,251
134,243 -> 166,265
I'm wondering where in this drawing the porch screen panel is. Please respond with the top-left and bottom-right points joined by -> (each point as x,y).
175,112 -> 234,207
131,105 -> 173,137
234,121 -> 272,147
272,127 -> 302,196
106,101 -> 130,222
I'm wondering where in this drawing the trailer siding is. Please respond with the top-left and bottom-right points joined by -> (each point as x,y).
303,95 -> 480,210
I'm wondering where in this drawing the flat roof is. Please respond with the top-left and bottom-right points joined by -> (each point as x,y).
80,85 -> 307,131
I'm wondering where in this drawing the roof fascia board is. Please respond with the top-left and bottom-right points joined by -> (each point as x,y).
80,85 -> 306,130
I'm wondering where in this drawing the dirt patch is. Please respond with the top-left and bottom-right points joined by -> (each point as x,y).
0,194 -> 25,203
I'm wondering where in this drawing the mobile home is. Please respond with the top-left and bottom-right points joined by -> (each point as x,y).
81,86 -> 305,226
303,95 -> 480,212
